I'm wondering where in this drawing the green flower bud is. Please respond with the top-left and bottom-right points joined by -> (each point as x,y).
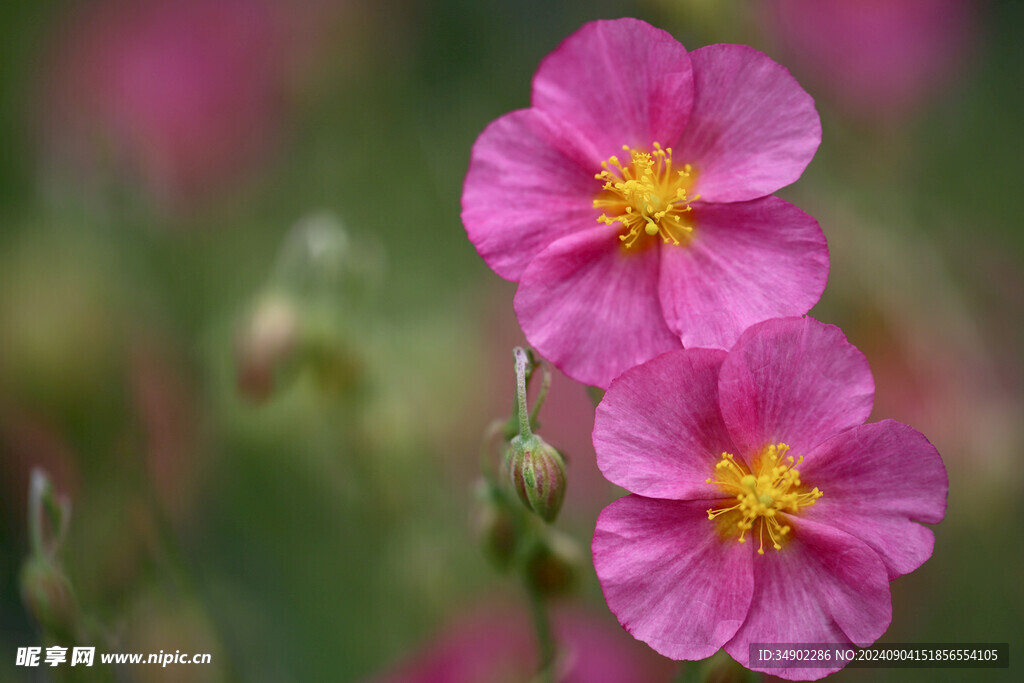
506,434 -> 567,523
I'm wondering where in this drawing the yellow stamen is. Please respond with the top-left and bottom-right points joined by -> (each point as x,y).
705,443 -> 823,554
593,142 -> 699,248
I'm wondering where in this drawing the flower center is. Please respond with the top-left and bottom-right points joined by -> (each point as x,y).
705,443 -> 823,555
592,143 -> 699,249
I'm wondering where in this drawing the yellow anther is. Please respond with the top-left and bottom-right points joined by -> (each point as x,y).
594,143 -> 698,248
705,444 -> 823,555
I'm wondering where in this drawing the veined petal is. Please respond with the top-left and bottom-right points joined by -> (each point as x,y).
800,420 -> 948,579
531,18 -> 694,164
724,518 -> 891,681
514,226 -> 681,389
593,496 -> 753,661
462,109 -> 599,280
594,348 -> 735,499
718,317 -> 874,457
657,197 -> 828,351
676,44 -> 821,203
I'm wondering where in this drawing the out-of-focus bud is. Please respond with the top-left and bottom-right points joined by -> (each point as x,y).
235,293 -> 300,402
472,480 -> 520,571
274,212 -> 350,297
235,213 -> 372,404
526,529 -> 583,598
20,556 -> 77,637
272,211 -> 383,302
506,434 -> 567,523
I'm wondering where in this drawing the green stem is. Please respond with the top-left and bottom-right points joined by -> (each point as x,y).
528,363 -> 551,432
509,348 -> 557,679
513,347 -> 532,440
525,576 -> 556,682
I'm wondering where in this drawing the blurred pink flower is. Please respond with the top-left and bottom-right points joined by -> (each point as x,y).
591,317 -> 947,679
761,0 -> 977,118
376,602 -> 675,683
462,18 -> 827,389
42,0 -> 297,208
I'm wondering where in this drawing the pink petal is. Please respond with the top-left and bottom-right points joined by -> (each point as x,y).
462,109 -> 599,280
800,420 -> 948,579
724,517 -> 891,680
718,317 -> 874,457
657,197 -> 828,350
531,18 -> 694,165
675,44 -> 821,203
594,348 -> 736,499
514,226 -> 681,389
593,496 -> 753,660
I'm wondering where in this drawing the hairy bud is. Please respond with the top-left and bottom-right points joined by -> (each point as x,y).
506,434 -> 566,523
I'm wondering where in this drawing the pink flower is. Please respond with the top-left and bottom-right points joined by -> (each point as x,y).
591,316 -> 947,680
462,18 -> 828,388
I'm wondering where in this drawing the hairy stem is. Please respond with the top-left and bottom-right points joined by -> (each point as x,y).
513,347 -> 532,440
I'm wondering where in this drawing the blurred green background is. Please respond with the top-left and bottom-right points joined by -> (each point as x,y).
0,0 -> 1020,681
